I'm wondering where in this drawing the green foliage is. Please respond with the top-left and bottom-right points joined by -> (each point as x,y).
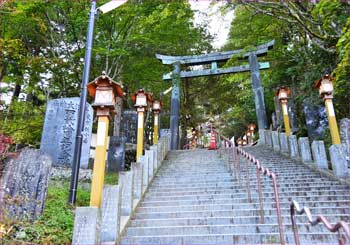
104,172 -> 118,185
0,0 -> 212,146
2,181 -> 90,244
334,17 -> 350,119
0,101 -> 45,145
214,1 -> 350,139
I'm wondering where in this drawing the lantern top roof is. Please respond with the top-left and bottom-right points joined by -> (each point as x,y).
87,72 -> 124,99
275,86 -> 291,96
131,88 -> 153,104
314,74 -> 334,89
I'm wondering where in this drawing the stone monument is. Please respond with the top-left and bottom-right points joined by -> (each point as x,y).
40,98 -> 93,168
121,110 -> 137,144
0,148 -> 52,221
107,136 -> 127,172
303,98 -> 328,140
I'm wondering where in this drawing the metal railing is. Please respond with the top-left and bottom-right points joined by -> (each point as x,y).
219,141 -> 285,245
290,200 -> 350,245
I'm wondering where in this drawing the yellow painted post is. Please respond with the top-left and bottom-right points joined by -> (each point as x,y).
136,109 -> 145,161
90,116 -> 109,207
324,98 -> 341,144
153,113 -> 159,145
281,103 -> 291,136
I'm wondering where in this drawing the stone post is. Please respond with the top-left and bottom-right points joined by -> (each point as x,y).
279,133 -> 289,154
145,150 -> 154,181
265,130 -> 273,147
288,135 -> 300,159
272,131 -> 280,151
140,155 -> 149,195
101,185 -> 122,243
72,207 -> 100,245
131,162 -> 143,200
311,141 -> 328,169
298,137 -> 312,163
329,144 -> 349,178
119,170 -> 134,216
150,145 -> 158,171
340,118 -> 350,168
259,129 -> 266,145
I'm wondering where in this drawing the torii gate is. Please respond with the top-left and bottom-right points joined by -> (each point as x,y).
156,40 -> 274,150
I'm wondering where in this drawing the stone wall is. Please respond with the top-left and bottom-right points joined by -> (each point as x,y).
72,135 -> 171,244
259,129 -> 349,179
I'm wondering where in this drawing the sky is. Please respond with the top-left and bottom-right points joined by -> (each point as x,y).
190,0 -> 234,49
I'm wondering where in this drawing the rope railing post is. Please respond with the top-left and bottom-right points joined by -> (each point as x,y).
238,149 -> 242,187
245,153 -> 252,203
233,147 -> 238,180
232,146 -> 236,176
270,172 -> 285,245
254,159 -> 265,224
290,200 -> 301,245
290,200 -> 350,245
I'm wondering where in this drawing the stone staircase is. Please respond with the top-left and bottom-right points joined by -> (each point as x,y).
119,146 -> 350,244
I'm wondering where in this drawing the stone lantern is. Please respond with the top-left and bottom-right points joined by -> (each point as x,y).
315,74 -> 340,144
87,72 -> 123,207
276,86 -> 291,136
132,89 -> 152,161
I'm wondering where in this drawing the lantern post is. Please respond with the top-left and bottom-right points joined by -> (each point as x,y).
132,89 -> 151,161
152,100 -> 162,144
276,86 -> 291,136
315,74 -> 341,144
87,72 -> 124,207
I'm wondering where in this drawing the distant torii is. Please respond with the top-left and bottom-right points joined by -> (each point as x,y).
156,40 -> 274,150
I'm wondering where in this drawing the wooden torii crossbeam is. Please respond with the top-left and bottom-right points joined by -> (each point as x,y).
156,40 -> 274,150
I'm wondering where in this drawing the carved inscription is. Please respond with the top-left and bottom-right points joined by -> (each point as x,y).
40,98 -> 93,168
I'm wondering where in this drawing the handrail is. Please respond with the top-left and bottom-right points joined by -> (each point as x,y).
290,200 -> 350,245
221,144 -> 285,245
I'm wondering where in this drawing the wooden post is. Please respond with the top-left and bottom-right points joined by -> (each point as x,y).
136,108 -> 145,161
153,113 -> 159,144
90,115 -> 109,207
281,102 -> 291,136
324,97 -> 341,144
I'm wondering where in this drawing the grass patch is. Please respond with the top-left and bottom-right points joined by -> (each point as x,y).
2,181 -> 90,244
1,172 -> 119,244
104,172 -> 119,185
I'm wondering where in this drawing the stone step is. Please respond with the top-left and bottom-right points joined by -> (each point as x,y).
144,190 -> 350,201
124,223 -> 343,236
129,214 -> 350,227
140,196 -> 350,207
120,232 -> 341,245
149,184 -> 348,193
143,194 -> 350,205
134,206 -> 350,219
136,201 -> 350,213
151,178 -> 339,187
137,201 -> 349,213
146,188 -> 350,198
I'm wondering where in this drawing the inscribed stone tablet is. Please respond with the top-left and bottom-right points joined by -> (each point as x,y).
40,98 -> 93,168
121,110 -> 137,144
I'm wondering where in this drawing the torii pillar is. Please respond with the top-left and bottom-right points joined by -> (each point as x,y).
170,62 -> 181,150
249,53 -> 268,130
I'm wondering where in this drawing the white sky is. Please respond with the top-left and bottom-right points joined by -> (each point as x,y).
190,0 -> 234,49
